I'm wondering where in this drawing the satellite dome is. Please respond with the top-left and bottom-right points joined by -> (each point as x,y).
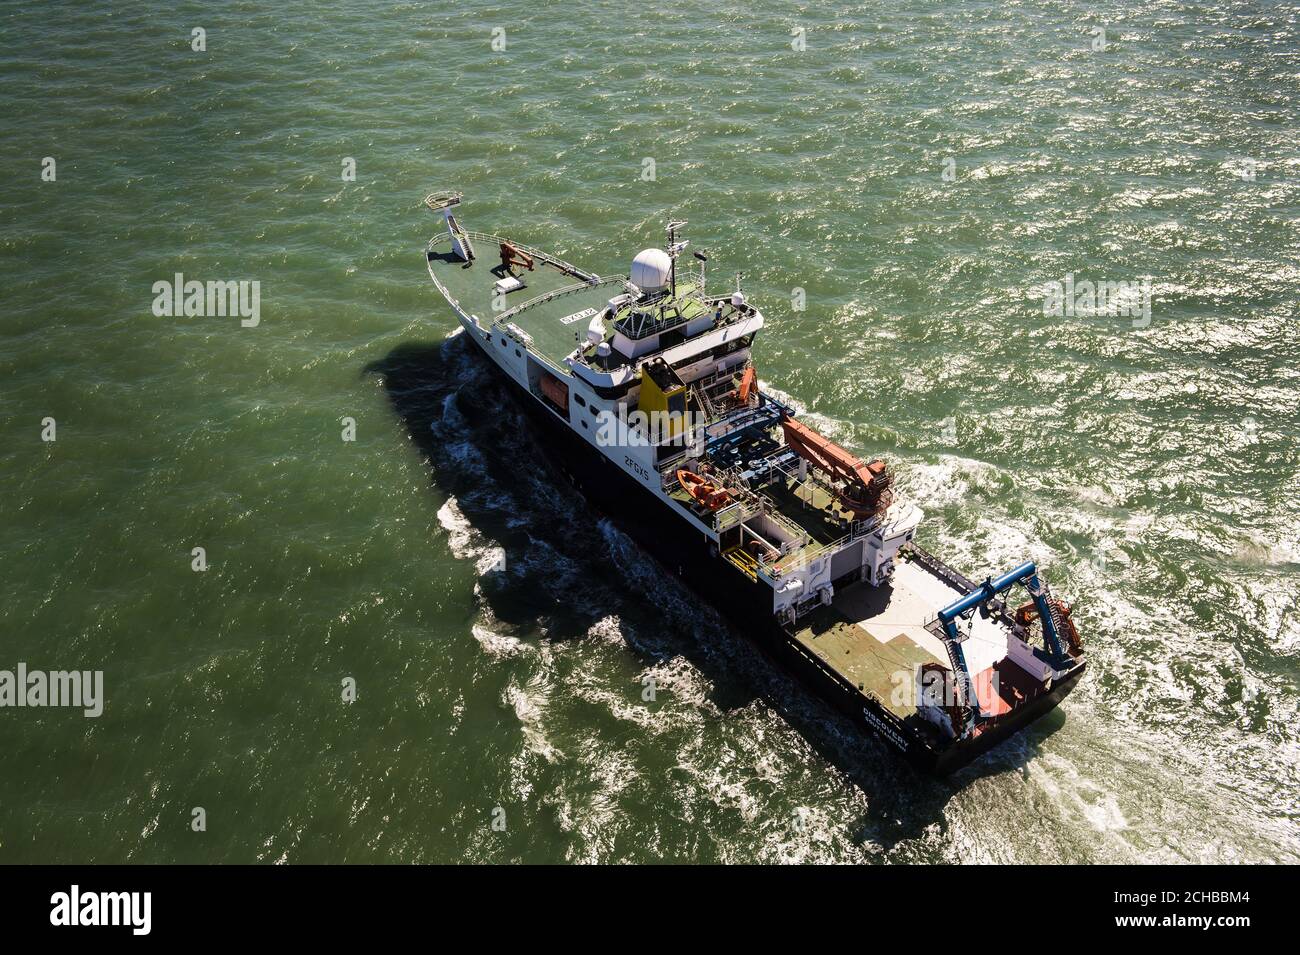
630,248 -> 672,291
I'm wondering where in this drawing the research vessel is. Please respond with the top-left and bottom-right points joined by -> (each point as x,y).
422,192 -> 1086,774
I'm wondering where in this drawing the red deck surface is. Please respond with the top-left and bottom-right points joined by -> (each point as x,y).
974,658 -> 1045,718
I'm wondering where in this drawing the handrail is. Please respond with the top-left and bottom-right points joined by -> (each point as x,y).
428,229 -> 599,284
497,276 -> 626,323
425,232 -> 576,378
611,288 -> 755,343
425,239 -> 467,316
459,230 -> 597,283
424,191 -> 463,211
768,518 -> 877,576
613,282 -> 706,339
903,542 -> 977,594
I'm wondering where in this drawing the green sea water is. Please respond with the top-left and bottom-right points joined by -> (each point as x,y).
1,0 -> 1297,863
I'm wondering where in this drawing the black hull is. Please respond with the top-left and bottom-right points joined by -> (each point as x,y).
467,337 -> 1083,775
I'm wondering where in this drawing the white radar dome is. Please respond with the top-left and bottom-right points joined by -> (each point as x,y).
630,248 -> 672,291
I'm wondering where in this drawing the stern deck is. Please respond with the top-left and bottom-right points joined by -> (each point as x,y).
792,556 -> 1026,725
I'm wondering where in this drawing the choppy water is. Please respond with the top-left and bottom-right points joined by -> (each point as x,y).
1,0 -> 1297,863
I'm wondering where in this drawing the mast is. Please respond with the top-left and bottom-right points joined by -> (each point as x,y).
666,219 -> 688,299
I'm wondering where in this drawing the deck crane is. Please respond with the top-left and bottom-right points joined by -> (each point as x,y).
779,417 -> 894,518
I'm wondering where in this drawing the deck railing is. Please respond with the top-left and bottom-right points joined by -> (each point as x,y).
496,276 -> 626,324
767,518 -> 878,577
457,230 -> 597,283
425,235 -> 468,317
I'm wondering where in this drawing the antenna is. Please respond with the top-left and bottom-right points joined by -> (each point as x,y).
666,219 -> 688,298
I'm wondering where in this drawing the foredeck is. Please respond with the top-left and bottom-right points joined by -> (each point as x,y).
426,231 -> 620,369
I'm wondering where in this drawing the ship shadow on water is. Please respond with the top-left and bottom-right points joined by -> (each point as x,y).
366,335 -> 1052,854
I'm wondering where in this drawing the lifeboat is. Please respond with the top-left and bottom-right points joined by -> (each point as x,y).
677,469 -> 733,511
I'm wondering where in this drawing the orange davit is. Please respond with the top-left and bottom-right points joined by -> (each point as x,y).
780,417 -> 893,517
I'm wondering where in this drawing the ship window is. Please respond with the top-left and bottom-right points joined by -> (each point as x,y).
581,420 -> 588,429
499,337 -> 506,347
574,394 -> 587,408
515,349 -> 521,357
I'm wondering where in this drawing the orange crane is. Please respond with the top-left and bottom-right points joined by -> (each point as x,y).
780,417 -> 893,518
